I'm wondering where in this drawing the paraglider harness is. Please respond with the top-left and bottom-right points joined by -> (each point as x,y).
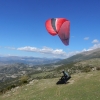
62,71 -> 71,83
56,71 -> 71,84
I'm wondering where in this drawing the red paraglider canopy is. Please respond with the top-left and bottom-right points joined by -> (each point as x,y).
45,18 -> 70,46
58,20 -> 70,45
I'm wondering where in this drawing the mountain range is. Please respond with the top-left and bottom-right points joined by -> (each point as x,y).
0,56 -> 61,65
1,48 -> 100,65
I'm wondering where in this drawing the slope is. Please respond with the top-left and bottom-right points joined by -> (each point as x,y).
0,71 -> 100,100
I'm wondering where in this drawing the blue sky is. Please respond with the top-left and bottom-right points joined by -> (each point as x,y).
0,0 -> 100,58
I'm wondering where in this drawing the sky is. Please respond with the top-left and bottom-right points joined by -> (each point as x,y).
0,0 -> 100,58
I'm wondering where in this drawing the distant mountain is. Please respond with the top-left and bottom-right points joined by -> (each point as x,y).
56,48 -> 100,64
0,56 -> 61,65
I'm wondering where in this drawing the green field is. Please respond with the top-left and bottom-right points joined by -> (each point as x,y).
0,71 -> 100,100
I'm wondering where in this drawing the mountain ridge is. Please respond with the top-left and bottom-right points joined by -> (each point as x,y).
0,56 -> 61,65
56,48 -> 100,64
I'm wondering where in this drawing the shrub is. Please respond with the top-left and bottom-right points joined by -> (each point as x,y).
82,66 -> 91,72
96,67 -> 100,70
6,84 -> 16,90
19,75 -> 29,85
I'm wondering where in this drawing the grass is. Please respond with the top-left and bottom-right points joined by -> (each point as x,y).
75,58 -> 100,67
0,71 -> 100,100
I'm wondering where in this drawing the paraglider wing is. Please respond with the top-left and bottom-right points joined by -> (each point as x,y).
55,18 -> 67,32
58,20 -> 70,46
45,18 -> 58,36
45,18 -> 70,46
45,18 -> 67,36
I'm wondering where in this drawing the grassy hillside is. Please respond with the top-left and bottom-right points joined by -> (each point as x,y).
54,58 -> 100,74
0,71 -> 100,100
1,58 -> 100,94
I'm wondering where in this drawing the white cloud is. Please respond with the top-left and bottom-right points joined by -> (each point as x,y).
89,43 -> 100,50
81,39 -> 100,52
5,47 -> 16,50
4,42 -> 100,59
17,44 -> 100,58
17,46 -> 68,58
84,37 -> 89,40
17,46 -> 39,52
92,39 -> 99,44
82,48 -> 92,52
82,43 -> 100,52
